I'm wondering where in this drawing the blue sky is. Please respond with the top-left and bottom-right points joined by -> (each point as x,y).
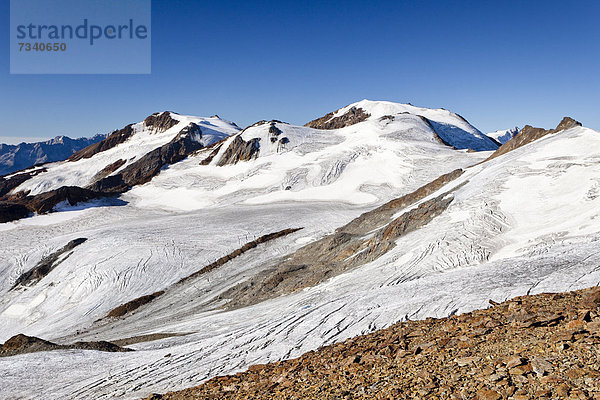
1,0 -> 599,143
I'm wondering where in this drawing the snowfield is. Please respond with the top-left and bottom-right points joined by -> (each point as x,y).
1,102 -> 599,399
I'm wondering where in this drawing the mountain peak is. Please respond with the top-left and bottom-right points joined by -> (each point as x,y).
555,116 -> 582,132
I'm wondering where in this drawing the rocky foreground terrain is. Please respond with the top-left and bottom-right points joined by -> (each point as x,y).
147,286 -> 600,400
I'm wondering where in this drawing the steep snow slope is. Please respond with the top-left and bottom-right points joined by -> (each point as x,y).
487,127 -> 519,144
10,113 -> 239,196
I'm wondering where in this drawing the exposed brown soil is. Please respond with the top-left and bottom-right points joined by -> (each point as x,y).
305,106 -> 370,130
145,286 -> 600,400
487,117 -> 582,161
0,334 -> 132,357
107,291 -> 166,318
222,170 -> 464,309
11,238 -> 87,290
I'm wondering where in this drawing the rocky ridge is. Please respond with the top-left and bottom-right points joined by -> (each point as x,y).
0,334 -> 131,357
146,285 -> 600,400
487,117 -> 582,161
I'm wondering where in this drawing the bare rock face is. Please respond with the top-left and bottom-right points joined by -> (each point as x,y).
0,334 -> 131,357
0,334 -> 60,356
147,286 -> 600,400
26,186 -> 102,214
90,159 -> 126,183
106,291 -> 165,318
222,169 -> 464,309
216,135 -> 261,166
305,106 -> 370,130
144,112 -> 180,134
487,117 -> 582,161
1,123 -> 206,223
0,202 -> 30,223
69,124 -> 135,162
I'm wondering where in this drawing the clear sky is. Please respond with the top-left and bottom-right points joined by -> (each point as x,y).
1,0 -> 599,143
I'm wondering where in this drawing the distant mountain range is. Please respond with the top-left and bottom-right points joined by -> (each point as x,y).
0,134 -> 107,176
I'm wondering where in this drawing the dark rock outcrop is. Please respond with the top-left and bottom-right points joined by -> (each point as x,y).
216,135 -> 261,166
90,159 -> 126,183
177,228 -> 303,285
0,202 -> 30,223
487,117 -> 582,161
144,112 -> 179,134
0,168 -> 47,198
106,291 -> 165,318
11,238 -> 87,290
0,334 -> 131,357
305,106 -> 370,130
1,123 -> 206,223
69,125 -> 135,162
68,112 -> 179,162
26,187 -> 103,214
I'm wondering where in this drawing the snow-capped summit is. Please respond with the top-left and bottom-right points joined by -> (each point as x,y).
306,100 -> 499,151
128,104 -> 494,210
8,112 -> 240,198
486,127 -> 519,144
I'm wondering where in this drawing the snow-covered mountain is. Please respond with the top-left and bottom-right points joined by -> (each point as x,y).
0,112 -> 240,222
0,134 -> 107,176
306,99 -> 499,151
486,126 -> 519,144
0,102 -> 598,399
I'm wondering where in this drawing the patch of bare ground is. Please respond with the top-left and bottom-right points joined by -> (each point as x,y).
145,286 -> 600,400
